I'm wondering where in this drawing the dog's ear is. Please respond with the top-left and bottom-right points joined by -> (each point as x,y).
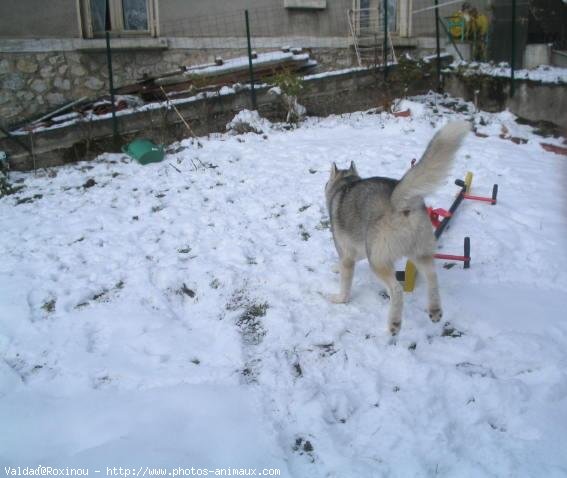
330,162 -> 338,177
349,161 -> 358,175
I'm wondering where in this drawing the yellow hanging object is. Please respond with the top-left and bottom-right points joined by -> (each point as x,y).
447,13 -> 466,40
473,13 -> 489,36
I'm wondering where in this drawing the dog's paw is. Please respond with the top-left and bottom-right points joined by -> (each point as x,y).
331,264 -> 340,274
389,319 -> 402,336
327,293 -> 349,304
429,307 -> 443,323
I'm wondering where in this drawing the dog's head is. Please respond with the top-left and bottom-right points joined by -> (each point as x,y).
325,161 -> 359,195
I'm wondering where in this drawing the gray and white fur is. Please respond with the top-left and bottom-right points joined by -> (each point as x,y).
325,121 -> 471,335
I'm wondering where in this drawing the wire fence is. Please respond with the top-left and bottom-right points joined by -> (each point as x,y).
412,0 -> 567,96
2,0 -> 567,133
528,0 -> 567,49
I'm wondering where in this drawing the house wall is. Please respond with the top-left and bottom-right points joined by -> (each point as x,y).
5,0 -> 503,41
160,0 -> 351,37
0,0 -> 80,38
0,0 -> 353,40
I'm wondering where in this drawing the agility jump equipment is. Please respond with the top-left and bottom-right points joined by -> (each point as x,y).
396,171 -> 498,292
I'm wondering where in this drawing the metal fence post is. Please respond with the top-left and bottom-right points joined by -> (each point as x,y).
434,0 -> 442,92
105,31 -> 119,146
374,33 -> 378,71
245,10 -> 257,110
383,0 -> 388,81
510,0 -> 516,98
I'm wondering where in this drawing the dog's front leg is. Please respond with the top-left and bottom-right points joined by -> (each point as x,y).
371,263 -> 404,335
328,257 -> 355,304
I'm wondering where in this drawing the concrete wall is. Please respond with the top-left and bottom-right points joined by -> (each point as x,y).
509,82 -> 567,129
444,73 -> 567,129
0,0 -> 80,38
524,44 -> 551,69
551,50 -> 567,68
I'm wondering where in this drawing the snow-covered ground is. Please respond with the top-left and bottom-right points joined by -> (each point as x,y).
1,95 -> 567,477
447,61 -> 567,84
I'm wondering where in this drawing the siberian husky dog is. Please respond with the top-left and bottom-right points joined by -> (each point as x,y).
325,121 -> 470,335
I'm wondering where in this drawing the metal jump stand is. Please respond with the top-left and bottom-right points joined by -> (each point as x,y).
396,171 -> 499,292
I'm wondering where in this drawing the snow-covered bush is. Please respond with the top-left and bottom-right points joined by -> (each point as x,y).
226,109 -> 272,135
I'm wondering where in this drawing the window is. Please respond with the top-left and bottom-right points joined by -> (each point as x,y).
360,0 -> 370,29
382,0 -> 397,33
82,0 -> 157,37
122,0 -> 149,30
353,0 -> 399,34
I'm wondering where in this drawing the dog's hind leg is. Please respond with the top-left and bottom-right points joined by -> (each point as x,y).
328,257 -> 355,304
370,262 -> 404,335
413,255 -> 442,322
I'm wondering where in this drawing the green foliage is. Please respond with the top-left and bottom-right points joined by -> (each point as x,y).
270,69 -> 306,124
391,55 -> 427,94
271,68 -> 304,98
0,172 -> 18,198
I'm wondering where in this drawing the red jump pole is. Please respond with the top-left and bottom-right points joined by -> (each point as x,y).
461,184 -> 498,205
434,237 -> 471,269
434,253 -> 470,262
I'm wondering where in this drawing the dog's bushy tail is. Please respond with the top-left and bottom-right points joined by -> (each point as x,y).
390,120 -> 471,210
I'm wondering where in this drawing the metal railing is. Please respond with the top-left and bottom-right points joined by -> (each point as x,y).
347,7 -> 397,68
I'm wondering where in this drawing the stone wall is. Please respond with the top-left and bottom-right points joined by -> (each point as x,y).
0,45 -> 355,126
1,65 -> 435,171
